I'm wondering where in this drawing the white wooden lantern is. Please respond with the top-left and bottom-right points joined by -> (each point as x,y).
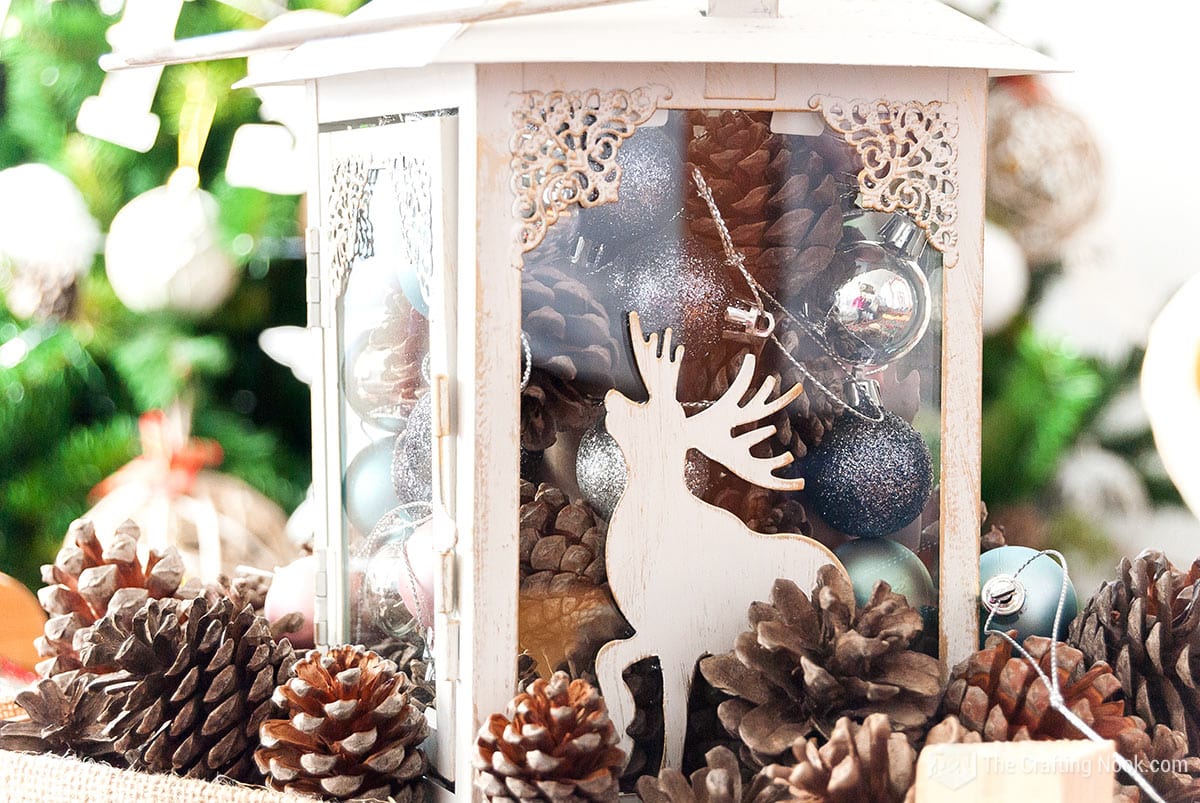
108,0 -> 1056,797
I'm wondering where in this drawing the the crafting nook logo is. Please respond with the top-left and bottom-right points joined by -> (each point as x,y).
925,748 -> 978,791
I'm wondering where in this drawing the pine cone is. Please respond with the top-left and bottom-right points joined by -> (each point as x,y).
922,715 -> 981,746
350,295 -> 429,426
683,671 -> 744,778
1069,550 -> 1200,753
769,323 -> 842,446
515,477 -> 629,679
699,568 -> 941,770
762,714 -> 916,803
980,525 -> 1007,553
518,573 -> 630,681
474,671 -> 625,803
637,746 -> 783,803
943,631 -> 1149,759
523,260 -> 619,395
207,571 -> 304,641
4,268 -> 78,322
78,596 -> 295,781
35,518 -> 196,677
520,481 -> 607,586
256,646 -> 428,801
707,473 -> 809,536
684,111 -> 847,296
622,657 -> 665,786
523,369 -> 598,452
0,673 -> 118,762
1115,724 -> 1200,803
365,632 -> 436,712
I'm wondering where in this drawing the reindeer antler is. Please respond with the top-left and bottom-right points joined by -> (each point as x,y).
687,352 -> 805,492
627,312 -> 683,401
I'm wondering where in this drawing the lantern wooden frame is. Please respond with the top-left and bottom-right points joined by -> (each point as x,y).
101,2 -> 1057,798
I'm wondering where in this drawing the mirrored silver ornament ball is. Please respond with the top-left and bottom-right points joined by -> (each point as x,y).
822,215 -> 932,368
362,511 -> 421,639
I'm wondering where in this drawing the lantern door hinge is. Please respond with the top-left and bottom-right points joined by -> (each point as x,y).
430,371 -> 459,681
312,546 -> 329,647
304,225 -> 322,327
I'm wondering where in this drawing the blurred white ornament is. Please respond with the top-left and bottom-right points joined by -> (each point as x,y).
1142,273 -> 1200,521
259,324 -> 318,385
226,10 -> 337,195
105,167 -> 238,315
0,164 -> 101,319
1031,237 -> 1139,365
1055,444 -> 1147,520
76,0 -> 184,152
226,124 -> 306,195
982,221 -> 1028,335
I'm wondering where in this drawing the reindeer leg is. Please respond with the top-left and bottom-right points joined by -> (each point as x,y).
660,654 -> 694,771
595,636 -> 648,765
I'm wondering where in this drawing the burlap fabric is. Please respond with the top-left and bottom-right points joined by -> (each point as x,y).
0,700 -> 24,721
0,750 -> 316,802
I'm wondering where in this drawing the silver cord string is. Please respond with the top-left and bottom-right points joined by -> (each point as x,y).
689,168 -> 883,423
982,550 -> 1165,803
519,331 -> 532,391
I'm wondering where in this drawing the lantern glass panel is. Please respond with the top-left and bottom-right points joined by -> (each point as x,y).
321,109 -> 457,704
514,108 -> 943,771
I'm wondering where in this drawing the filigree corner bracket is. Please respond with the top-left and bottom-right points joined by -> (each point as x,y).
510,85 -> 672,254
811,95 -> 960,268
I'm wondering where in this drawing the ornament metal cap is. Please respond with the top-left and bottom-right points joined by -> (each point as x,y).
981,573 -> 1027,617
843,376 -> 882,410
879,212 -> 928,261
724,302 -> 775,342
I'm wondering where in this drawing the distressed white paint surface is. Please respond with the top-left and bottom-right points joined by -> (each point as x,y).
243,0 -> 1056,87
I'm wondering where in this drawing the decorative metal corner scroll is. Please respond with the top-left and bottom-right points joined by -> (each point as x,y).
510,85 -> 671,253
811,95 -> 960,268
327,156 -> 376,293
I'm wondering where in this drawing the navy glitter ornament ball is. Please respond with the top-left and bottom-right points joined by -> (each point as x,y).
979,545 -> 1077,644
803,406 -> 933,537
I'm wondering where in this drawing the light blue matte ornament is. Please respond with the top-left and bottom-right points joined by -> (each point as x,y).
397,262 -> 429,318
834,537 -> 936,610
979,545 -> 1077,645
343,436 -> 401,535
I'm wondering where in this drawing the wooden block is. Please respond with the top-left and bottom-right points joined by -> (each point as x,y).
0,574 -> 46,674
914,739 -> 1115,803
707,0 -> 780,16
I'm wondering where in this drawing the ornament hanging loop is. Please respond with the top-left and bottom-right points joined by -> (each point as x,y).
724,303 -> 775,343
980,573 -> 1026,617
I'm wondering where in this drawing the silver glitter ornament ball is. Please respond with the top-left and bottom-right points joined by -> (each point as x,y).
579,127 -> 682,250
576,419 -> 625,520
802,407 -> 932,537
577,415 -> 709,520
607,233 -> 732,344
393,392 -> 433,505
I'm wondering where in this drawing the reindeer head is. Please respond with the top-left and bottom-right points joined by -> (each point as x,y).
604,312 -> 805,493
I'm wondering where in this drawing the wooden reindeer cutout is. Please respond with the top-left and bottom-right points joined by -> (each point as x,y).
595,312 -> 845,770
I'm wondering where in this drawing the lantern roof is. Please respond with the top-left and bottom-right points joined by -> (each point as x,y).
236,0 -> 1059,88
